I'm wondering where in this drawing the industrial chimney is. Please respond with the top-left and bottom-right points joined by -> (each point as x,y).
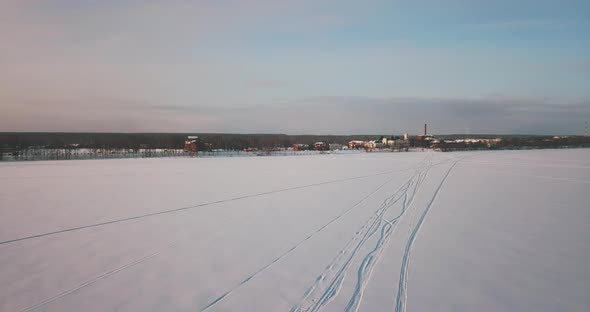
424,123 -> 427,136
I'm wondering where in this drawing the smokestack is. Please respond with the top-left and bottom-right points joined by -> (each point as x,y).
424,123 -> 427,136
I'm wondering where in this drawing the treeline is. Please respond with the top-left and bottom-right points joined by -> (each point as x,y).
493,136 -> 590,149
435,136 -> 590,151
0,132 -> 379,151
2,132 -> 589,153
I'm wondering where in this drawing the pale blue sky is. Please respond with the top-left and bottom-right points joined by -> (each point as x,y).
1,0 -> 589,134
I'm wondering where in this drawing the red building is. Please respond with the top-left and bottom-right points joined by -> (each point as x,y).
348,140 -> 365,149
184,136 -> 198,152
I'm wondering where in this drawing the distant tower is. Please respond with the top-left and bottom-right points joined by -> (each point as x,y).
424,123 -> 427,136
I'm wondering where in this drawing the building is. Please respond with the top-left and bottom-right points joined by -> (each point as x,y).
416,134 -> 435,147
364,141 -> 377,149
348,140 -> 365,149
329,143 -> 343,150
293,144 -> 309,151
184,136 -> 198,152
314,142 -> 330,151
365,140 -> 386,149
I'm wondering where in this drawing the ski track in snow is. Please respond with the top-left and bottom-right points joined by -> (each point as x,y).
200,153 -> 465,311
12,158 -> 439,312
344,167 -> 430,312
0,167 -> 418,246
291,154 -> 436,312
19,250 -> 162,312
14,168 -> 407,312
291,153 -> 471,312
394,158 -> 460,312
6,152 -> 478,312
199,168 -> 408,311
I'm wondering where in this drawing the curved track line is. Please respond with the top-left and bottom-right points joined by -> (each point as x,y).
11,154 -> 441,312
200,171 -> 402,311
344,160 -> 432,312
293,154 -> 435,312
0,168 -> 415,246
394,159 -> 459,312
291,179 -> 414,312
19,251 -> 161,312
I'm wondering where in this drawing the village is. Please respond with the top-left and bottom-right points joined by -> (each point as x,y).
184,124 -> 507,154
2,125 -> 588,162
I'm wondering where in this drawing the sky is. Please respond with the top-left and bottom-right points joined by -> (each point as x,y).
1,0 -> 589,135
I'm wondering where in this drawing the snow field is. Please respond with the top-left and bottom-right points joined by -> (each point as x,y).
1,149 -> 589,311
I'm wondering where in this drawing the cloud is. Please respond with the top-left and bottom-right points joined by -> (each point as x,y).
248,80 -> 287,89
5,95 -> 584,135
1,1 -> 588,135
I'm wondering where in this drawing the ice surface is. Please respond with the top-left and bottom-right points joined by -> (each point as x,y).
1,150 -> 589,311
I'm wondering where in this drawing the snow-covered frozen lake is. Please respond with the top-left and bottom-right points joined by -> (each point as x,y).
1,149 -> 589,312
